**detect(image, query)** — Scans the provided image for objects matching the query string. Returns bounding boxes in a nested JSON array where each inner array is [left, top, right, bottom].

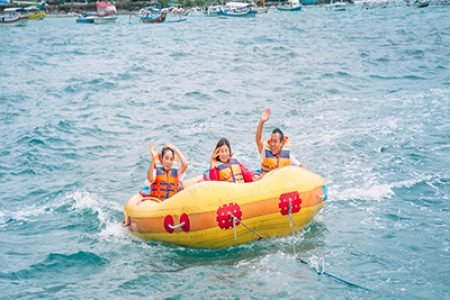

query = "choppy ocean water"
[[0, 5, 449, 299]]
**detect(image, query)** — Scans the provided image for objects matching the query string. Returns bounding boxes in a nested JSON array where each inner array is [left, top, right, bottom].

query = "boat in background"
[[94, 1, 117, 23], [277, 0, 303, 11], [406, 0, 430, 7], [24, 4, 46, 20], [204, 5, 222, 17], [300, 0, 316, 4], [252, 6, 269, 13], [136, 6, 167, 24], [76, 1, 117, 24], [165, 6, 188, 22], [93, 14, 117, 24], [0, 14, 28, 26], [126, 1, 168, 24], [76, 14, 96, 23], [186, 7, 203, 17], [218, 9, 257, 18], [1, 7, 28, 26], [218, 2, 257, 17], [328, 0, 351, 11], [250, 1, 269, 13]]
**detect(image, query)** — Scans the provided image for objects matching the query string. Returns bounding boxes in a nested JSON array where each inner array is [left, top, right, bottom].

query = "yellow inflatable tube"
[[123, 166, 327, 248]]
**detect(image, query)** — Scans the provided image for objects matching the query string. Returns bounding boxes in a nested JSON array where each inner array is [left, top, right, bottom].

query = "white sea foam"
[[0, 204, 49, 225], [334, 184, 395, 201], [69, 190, 109, 225], [236, 250, 290, 271], [0, 190, 110, 226], [98, 220, 128, 240], [331, 178, 421, 201], [308, 254, 326, 273], [65, 190, 142, 244]]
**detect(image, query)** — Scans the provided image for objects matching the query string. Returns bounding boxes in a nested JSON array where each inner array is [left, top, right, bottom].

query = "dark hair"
[[214, 138, 232, 163], [271, 128, 284, 142], [161, 147, 175, 158]]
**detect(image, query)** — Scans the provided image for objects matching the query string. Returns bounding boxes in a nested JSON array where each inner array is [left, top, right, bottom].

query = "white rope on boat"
[[229, 214, 264, 240], [167, 221, 185, 230]]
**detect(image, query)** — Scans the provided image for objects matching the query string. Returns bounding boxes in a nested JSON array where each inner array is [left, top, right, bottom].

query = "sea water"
[[0, 5, 449, 299]]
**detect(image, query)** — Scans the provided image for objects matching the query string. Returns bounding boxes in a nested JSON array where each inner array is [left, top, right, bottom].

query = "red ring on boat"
[[180, 213, 190, 232], [216, 203, 242, 230], [279, 191, 302, 216], [164, 215, 175, 233]]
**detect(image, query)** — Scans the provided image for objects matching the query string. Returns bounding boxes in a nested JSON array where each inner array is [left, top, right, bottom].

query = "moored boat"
[[249, 1, 269, 13], [129, 2, 168, 24], [0, 14, 28, 26], [410, 0, 430, 7], [204, 5, 222, 17], [218, 9, 257, 17], [165, 6, 189, 22], [253, 6, 269, 13], [277, 0, 303, 11], [93, 15, 117, 24], [139, 8, 167, 23], [76, 1, 117, 24], [94, 1, 117, 24], [24, 5, 46, 20], [217, 2, 258, 17], [76, 14, 96, 24], [328, 0, 351, 11], [1, 7, 28, 26], [123, 166, 327, 248]]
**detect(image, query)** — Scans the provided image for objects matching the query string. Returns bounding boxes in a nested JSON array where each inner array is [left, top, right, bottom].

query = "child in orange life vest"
[[208, 138, 253, 183], [143, 143, 188, 201], [254, 108, 302, 179]]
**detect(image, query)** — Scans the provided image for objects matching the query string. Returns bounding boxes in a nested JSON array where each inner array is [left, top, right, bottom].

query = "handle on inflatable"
[[141, 197, 162, 203], [167, 222, 185, 230]]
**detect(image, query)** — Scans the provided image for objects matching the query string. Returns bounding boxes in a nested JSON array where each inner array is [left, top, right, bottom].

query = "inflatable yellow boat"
[[123, 166, 327, 248]]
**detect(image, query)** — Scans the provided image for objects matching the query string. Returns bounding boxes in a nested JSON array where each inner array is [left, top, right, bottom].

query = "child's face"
[[270, 133, 283, 155], [162, 151, 174, 170], [217, 144, 231, 163]]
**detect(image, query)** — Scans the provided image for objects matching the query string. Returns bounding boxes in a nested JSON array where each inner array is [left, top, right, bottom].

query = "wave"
[[332, 178, 422, 202], [184, 90, 213, 100], [0, 204, 49, 226], [0, 190, 121, 227], [0, 251, 107, 281]]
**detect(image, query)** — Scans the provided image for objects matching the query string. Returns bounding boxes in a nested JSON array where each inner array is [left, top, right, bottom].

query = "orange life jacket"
[[216, 158, 244, 183], [261, 136, 291, 175], [150, 155, 182, 200]]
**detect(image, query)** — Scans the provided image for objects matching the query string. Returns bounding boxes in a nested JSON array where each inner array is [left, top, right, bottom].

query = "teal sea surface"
[[1, 5, 449, 299]]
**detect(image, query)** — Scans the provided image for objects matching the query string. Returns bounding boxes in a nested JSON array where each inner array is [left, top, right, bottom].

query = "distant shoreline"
[[1, 0, 334, 13]]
